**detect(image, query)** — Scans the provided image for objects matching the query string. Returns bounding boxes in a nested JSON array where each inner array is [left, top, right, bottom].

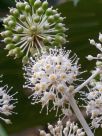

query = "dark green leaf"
[[0, 124, 8, 136]]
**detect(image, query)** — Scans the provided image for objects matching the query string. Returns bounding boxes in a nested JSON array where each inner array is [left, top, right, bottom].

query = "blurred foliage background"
[[0, 0, 102, 136]]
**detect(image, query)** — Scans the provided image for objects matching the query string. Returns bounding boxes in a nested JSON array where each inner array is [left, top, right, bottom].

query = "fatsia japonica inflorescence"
[[0, 76, 17, 124], [86, 77, 102, 129], [1, 0, 67, 63], [86, 33, 102, 129], [23, 47, 82, 116], [1, 0, 102, 136], [23, 46, 95, 136]]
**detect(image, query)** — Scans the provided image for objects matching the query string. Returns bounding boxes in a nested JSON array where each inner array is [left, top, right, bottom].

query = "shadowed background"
[[0, 0, 102, 136]]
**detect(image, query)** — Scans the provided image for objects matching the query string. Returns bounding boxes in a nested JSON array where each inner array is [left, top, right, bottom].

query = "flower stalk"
[[68, 93, 94, 136], [75, 68, 100, 93]]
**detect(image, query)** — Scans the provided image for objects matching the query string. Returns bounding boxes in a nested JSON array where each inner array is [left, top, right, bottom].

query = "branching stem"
[[68, 94, 94, 136], [75, 68, 100, 93]]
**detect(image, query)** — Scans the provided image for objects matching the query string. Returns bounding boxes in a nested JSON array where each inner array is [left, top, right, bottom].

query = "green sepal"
[[42, 1, 48, 10], [4, 37, 12, 44], [22, 56, 29, 64], [5, 44, 15, 50], [34, 0, 42, 9]]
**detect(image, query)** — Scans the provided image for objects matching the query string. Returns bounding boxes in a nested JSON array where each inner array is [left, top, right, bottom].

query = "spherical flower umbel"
[[40, 120, 85, 136], [1, 0, 67, 63], [23, 47, 82, 115], [0, 81, 17, 124], [86, 77, 102, 129]]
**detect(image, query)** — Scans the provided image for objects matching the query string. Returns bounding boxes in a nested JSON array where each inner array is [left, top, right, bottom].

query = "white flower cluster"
[[86, 77, 102, 129], [0, 83, 17, 124], [23, 47, 81, 115], [87, 33, 102, 64], [85, 33, 102, 129], [40, 120, 85, 136], [1, 0, 67, 63]]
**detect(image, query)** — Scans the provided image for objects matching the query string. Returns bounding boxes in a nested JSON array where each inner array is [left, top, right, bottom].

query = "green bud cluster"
[[1, 0, 67, 63]]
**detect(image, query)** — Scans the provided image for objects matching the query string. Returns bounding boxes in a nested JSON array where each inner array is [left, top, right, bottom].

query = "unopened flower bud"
[[16, 2, 25, 10], [16, 26, 23, 33], [42, 1, 48, 10], [12, 9, 19, 17], [5, 44, 15, 50], [22, 56, 29, 64], [99, 33, 102, 42], [34, 0, 41, 9], [87, 55, 94, 61], [4, 37, 12, 44], [89, 39, 96, 45], [19, 15, 26, 21], [25, 5, 31, 12], [8, 20, 16, 27], [13, 35, 20, 42], [48, 16, 55, 23], [46, 8, 53, 16]]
